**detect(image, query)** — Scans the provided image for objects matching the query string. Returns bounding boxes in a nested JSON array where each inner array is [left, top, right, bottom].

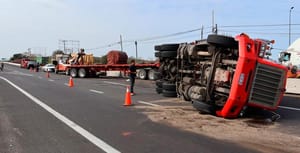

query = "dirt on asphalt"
[[134, 98, 300, 153]]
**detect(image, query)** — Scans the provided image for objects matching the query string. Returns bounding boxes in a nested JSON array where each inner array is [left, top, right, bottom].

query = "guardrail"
[[286, 78, 300, 94], [3, 62, 20, 67]]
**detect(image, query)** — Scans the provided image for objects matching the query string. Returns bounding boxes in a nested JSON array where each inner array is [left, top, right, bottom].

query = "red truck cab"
[[216, 34, 287, 118]]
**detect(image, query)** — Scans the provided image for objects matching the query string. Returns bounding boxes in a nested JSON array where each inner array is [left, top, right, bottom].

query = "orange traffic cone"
[[46, 71, 50, 78], [69, 76, 74, 87], [123, 86, 132, 106]]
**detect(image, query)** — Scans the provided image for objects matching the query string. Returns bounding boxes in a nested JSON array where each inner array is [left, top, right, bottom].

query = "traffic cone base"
[[123, 86, 133, 106], [69, 77, 74, 87]]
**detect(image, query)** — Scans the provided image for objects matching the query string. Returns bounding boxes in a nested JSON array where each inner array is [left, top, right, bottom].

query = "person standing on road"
[[129, 59, 137, 96], [36, 62, 40, 72], [0, 62, 4, 71]]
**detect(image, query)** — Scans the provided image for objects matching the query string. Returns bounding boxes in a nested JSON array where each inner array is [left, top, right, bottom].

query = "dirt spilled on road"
[[135, 99, 300, 153]]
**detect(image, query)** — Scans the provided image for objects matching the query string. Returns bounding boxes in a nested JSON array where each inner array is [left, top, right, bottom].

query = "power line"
[[220, 23, 300, 28], [219, 30, 300, 35], [86, 23, 300, 51], [86, 27, 211, 50]]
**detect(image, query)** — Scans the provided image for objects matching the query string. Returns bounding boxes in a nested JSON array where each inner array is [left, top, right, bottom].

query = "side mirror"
[[291, 66, 298, 74], [280, 52, 291, 62]]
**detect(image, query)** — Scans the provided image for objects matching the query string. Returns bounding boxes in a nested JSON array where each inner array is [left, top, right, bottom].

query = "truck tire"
[[155, 80, 163, 88], [162, 90, 177, 97], [154, 52, 161, 57], [162, 83, 176, 91], [161, 51, 177, 58], [138, 69, 148, 80], [153, 72, 161, 80], [65, 69, 70, 75], [70, 68, 78, 78], [148, 69, 157, 80], [156, 87, 163, 94], [154, 45, 161, 51], [207, 34, 238, 48], [192, 100, 215, 114], [158, 44, 180, 51], [183, 85, 192, 101], [78, 68, 87, 78]]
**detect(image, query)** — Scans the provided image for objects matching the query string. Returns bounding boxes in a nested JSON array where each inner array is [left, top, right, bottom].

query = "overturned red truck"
[[154, 34, 287, 118]]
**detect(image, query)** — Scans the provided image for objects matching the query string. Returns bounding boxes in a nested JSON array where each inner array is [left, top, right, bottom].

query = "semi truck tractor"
[[154, 33, 287, 118], [279, 38, 300, 78], [20, 58, 36, 69]]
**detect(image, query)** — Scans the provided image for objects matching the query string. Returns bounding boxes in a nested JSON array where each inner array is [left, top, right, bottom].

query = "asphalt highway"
[[0, 64, 299, 153]]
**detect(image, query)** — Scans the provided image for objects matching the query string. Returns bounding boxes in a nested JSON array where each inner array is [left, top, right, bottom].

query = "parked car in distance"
[[42, 64, 55, 72]]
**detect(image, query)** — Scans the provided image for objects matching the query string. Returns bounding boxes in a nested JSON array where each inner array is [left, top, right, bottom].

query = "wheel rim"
[[148, 70, 155, 80], [139, 69, 147, 80], [70, 69, 77, 78], [78, 68, 86, 78]]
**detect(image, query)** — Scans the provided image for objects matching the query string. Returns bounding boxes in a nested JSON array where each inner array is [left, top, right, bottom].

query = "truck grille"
[[248, 63, 285, 108]]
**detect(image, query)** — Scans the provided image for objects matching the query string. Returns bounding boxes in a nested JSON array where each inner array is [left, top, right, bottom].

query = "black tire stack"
[[154, 44, 179, 97]]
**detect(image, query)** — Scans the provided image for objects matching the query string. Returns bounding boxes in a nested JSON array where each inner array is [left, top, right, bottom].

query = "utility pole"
[[212, 10, 214, 33], [120, 35, 123, 51], [135, 41, 138, 59], [201, 25, 204, 39], [63, 40, 66, 53], [289, 6, 294, 45]]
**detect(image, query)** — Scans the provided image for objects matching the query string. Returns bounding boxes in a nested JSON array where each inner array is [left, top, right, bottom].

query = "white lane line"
[[48, 79, 54, 82], [138, 101, 160, 107], [279, 106, 300, 111], [90, 89, 104, 94], [0, 76, 121, 153], [103, 81, 127, 87], [4, 71, 33, 77]]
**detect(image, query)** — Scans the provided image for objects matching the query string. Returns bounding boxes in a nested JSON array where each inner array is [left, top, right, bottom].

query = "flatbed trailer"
[[55, 63, 160, 80]]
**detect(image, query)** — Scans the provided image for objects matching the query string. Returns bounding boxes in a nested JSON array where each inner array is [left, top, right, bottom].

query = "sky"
[[0, 0, 299, 60]]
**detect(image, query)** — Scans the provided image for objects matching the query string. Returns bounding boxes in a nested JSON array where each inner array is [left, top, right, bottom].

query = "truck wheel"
[[78, 68, 87, 78], [155, 80, 163, 88], [207, 34, 238, 48], [70, 68, 78, 78], [192, 100, 215, 114], [156, 87, 163, 94], [55, 68, 59, 74], [161, 51, 177, 58], [162, 83, 176, 91], [154, 45, 161, 51], [154, 52, 161, 57], [183, 85, 192, 101], [153, 72, 161, 80], [138, 69, 148, 80], [162, 90, 177, 97], [159, 44, 180, 51], [65, 69, 70, 75], [148, 69, 157, 80]]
